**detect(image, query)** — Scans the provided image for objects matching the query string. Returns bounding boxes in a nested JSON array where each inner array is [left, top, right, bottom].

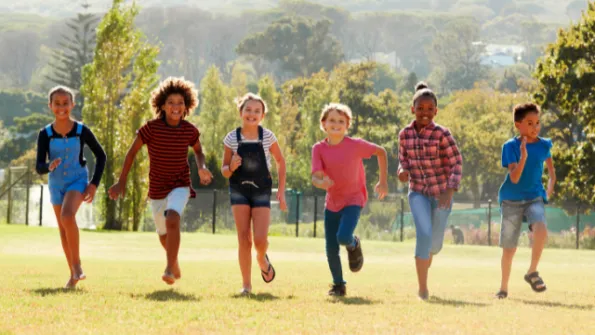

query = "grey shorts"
[[500, 197, 546, 249]]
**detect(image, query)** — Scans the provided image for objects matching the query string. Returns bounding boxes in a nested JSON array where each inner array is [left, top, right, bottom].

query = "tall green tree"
[[533, 2, 595, 207], [81, 0, 159, 230], [46, 3, 99, 120]]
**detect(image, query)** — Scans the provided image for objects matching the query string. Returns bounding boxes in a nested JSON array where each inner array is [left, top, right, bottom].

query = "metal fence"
[[2, 167, 594, 250]]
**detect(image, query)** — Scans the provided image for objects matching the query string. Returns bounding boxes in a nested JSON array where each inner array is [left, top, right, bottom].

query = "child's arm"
[[397, 133, 410, 182], [108, 135, 143, 200], [439, 130, 463, 208], [82, 126, 107, 203], [35, 130, 53, 175], [270, 142, 287, 210], [546, 157, 556, 199], [373, 145, 388, 199], [221, 146, 241, 179], [312, 171, 333, 190], [508, 137, 528, 184], [192, 139, 213, 185]]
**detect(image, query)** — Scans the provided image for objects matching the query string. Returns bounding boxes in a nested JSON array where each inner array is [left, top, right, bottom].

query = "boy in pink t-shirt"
[[311, 103, 388, 297]]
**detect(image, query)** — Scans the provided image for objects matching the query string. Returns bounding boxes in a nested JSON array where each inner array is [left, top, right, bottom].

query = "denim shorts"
[[229, 183, 271, 208], [500, 197, 546, 248], [48, 169, 88, 205]]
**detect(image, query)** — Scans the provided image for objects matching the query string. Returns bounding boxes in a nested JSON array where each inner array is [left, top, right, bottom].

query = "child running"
[[221, 93, 287, 296], [311, 103, 388, 297], [108, 77, 213, 285], [35, 85, 106, 289], [495, 103, 556, 299], [397, 82, 463, 301]]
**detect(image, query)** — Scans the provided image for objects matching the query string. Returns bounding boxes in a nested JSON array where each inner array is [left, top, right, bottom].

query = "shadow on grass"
[[231, 292, 280, 301], [329, 296, 380, 305], [30, 287, 84, 297], [143, 289, 199, 302], [427, 296, 489, 307], [512, 299, 593, 310]]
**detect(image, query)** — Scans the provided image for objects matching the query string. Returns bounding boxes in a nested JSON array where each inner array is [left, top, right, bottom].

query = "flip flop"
[[261, 254, 276, 284]]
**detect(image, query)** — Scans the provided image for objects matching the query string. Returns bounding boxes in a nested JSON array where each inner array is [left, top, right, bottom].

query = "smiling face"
[[411, 96, 437, 128], [240, 99, 265, 127], [48, 92, 74, 121], [322, 109, 349, 136], [515, 112, 541, 140], [162, 93, 186, 123]]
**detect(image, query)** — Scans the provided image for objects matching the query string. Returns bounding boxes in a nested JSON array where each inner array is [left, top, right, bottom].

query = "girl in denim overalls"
[[35, 86, 106, 289], [221, 93, 287, 295]]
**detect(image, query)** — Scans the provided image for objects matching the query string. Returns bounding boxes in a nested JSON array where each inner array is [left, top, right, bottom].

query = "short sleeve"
[[223, 131, 235, 150], [137, 122, 151, 145], [189, 125, 200, 147], [266, 129, 278, 144], [501, 141, 518, 168], [544, 138, 553, 159], [311, 143, 323, 174], [354, 138, 378, 159]]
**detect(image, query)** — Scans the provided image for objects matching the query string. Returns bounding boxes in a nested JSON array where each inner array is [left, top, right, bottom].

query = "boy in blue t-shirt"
[[495, 103, 556, 299]]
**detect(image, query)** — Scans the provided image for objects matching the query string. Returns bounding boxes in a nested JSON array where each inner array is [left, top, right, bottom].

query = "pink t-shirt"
[[311, 136, 377, 212]]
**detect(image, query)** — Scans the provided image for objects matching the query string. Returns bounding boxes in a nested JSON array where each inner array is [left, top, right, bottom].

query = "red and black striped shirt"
[[138, 118, 199, 200]]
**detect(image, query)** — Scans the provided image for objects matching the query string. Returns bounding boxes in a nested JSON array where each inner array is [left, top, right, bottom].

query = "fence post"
[[576, 203, 580, 250], [313, 195, 317, 238], [25, 167, 31, 226], [487, 199, 492, 246], [6, 168, 11, 224], [400, 197, 405, 242], [212, 189, 217, 234], [39, 184, 43, 226], [295, 191, 301, 238]]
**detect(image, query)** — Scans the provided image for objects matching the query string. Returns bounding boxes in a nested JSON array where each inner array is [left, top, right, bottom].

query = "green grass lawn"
[[1, 224, 594, 335]]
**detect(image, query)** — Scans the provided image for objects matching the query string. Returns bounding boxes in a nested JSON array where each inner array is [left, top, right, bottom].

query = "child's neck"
[[327, 134, 345, 146], [241, 124, 259, 137], [164, 117, 181, 127], [53, 118, 74, 133], [519, 135, 539, 143]]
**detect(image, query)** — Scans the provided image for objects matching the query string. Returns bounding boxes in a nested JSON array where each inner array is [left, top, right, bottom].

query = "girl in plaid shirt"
[[397, 82, 463, 300]]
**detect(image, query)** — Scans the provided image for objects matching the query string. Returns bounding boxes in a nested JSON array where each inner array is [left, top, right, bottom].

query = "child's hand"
[[83, 184, 97, 203], [438, 189, 454, 209], [277, 190, 287, 211], [547, 180, 555, 199], [375, 181, 388, 200], [230, 153, 242, 172], [49, 158, 62, 172], [398, 168, 409, 183], [198, 168, 213, 185], [320, 176, 334, 190], [108, 181, 126, 200], [520, 136, 528, 160]]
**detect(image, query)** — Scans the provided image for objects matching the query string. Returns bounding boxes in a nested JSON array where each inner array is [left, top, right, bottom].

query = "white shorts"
[[150, 187, 190, 236]]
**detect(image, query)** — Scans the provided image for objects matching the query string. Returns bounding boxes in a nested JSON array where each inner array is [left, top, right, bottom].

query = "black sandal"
[[524, 272, 546, 292], [495, 290, 508, 299], [261, 254, 276, 284]]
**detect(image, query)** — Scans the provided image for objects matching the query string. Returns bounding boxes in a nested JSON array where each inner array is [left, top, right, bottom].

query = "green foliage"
[[81, 0, 159, 231], [0, 90, 47, 126]]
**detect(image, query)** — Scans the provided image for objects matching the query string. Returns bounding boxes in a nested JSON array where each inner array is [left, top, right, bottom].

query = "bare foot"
[[173, 261, 181, 280], [72, 264, 86, 281], [162, 270, 175, 285], [64, 277, 77, 289]]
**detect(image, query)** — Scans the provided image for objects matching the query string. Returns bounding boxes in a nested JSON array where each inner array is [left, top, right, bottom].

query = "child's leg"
[[158, 235, 181, 279], [498, 200, 524, 293], [324, 209, 344, 285], [164, 210, 181, 274], [252, 207, 272, 280], [61, 190, 85, 278], [52, 205, 75, 284], [408, 192, 433, 297], [526, 199, 547, 289], [335, 206, 361, 247], [232, 205, 253, 290], [429, 206, 452, 257]]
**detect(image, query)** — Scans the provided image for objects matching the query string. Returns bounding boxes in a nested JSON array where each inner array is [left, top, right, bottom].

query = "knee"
[[165, 210, 180, 230], [430, 244, 443, 256], [336, 231, 353, 246], [237, 232, 252, 249], [502, 247, 517, 258], [532, 223, 547, 235], [60, 209, 76, 224], [253, 236, 268, 251]]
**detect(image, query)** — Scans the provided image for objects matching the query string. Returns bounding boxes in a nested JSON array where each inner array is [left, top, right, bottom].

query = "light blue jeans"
[[409, 192, 452, 260]]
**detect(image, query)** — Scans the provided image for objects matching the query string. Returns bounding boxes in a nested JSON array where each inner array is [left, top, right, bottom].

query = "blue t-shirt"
[[498, 137, 552, 204]]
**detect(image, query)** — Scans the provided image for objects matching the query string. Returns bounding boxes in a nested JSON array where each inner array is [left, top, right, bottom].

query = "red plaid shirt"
[[398, 121, 463, 197]]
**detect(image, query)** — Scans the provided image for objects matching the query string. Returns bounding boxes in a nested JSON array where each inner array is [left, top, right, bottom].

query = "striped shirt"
[[223, 127, 277, 169], [398, 121, 463, 197], [137, 118, 199, 200]]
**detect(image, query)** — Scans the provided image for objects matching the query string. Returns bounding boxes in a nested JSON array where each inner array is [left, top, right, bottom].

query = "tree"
[[533, 2, 595, 207], [441, 88, 525, 207], [0, 31, 41, 87], [0, 113, 53, 168], [236, 16, 344, 79], [80, 0, 159, 231], [427, 19, 487, 93], [45, 3, 99, 120]]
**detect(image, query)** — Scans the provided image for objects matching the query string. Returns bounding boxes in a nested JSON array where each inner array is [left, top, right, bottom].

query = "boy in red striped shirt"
[[109, 77, 213, 285]]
